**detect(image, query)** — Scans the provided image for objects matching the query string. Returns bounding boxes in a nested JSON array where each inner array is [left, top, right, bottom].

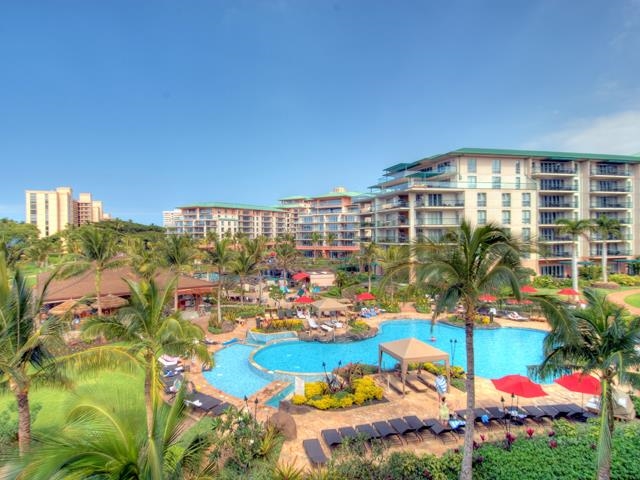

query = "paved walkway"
[[606, 288, 640, 315]]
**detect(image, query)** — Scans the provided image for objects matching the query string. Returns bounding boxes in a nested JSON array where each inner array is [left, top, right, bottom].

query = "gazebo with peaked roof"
[[378, 338, 450, 395]]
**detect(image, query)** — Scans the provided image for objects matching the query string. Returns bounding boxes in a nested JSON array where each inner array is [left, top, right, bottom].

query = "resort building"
[[25, 187, 109, 237], [369, 148, 640, 277], [167, 202, 291, 240], [280, 187, 362, 259]]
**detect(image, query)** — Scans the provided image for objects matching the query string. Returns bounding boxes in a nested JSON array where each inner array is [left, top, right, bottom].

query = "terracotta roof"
[[38, 266, 215, 304]]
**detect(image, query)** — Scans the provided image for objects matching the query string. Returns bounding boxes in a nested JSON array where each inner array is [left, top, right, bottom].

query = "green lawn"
[[624, 293, 640, 308]]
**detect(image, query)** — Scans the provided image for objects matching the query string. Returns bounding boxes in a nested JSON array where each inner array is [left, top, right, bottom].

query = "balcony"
[[545, 251, 573, 258], [590, 184, 631, 193], [415, 200, 465, 208], [539, 200, 577, 209], [415, 216, 461, 226], [590, 248, 631, 257], [539, 235, 573, 242], [590, 201, 631, 209], [539, 182, 577, 191], [590, 166, 630, 177], [539, 217, 571, 225], [378, 200, 410, 211], [531, 164, 577, 175]]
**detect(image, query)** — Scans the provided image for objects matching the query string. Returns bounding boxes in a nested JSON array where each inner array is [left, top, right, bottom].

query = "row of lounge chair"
[[304, 415, 462, 467], [304, 403, 595, 467], [162, 375, 231, 418]]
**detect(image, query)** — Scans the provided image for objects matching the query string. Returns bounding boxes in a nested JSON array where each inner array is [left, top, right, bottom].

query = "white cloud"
[[524, 110, 640, 155]]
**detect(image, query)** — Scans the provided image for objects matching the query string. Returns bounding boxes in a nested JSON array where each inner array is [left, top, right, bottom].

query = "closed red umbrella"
[[558, 288, 580, 296], [555, 373, 601, 395], [491, 374, 547, 398], [478, 294, 497, 302], [355, 292, 376, 301], [292, 272, 310, 281], [520, 285, 538, 294], [294, 295, 314, 304]]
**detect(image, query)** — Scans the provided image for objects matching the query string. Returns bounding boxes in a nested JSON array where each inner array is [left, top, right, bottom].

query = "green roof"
[[278, 195, 310, 201], [177, 201, 285, 213], [313, 190, 362, 199], [384, 163, 409, 173], [450, 147, 640, 163]]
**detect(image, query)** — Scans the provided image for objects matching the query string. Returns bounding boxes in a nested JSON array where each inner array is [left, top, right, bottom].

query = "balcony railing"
[[590, 249, 631, 257], [546, 251, 573, 258], [590, 201, 631, 209], [415, 200, 465, 208], [590, 185, 631, 193], [539, 183, 578, 191], [378, 200, 410, 210], [590, 167, 630, 176], [532, 164, 577, 175], [539, 201, 577, 208], [539, 217, 571, 224], [415, 217, 461, 226]]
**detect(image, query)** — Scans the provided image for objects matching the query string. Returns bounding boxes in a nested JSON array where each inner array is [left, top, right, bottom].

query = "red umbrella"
[[520, 285, 538, 294], [292, 272, 310, 281], [558, 288, 580, 296], [478, 294, 497, 302], [555, 373, 601, 395], [355, 292, 376, 301], [491, 374, 547, 398], [294, 296, 314, 304]]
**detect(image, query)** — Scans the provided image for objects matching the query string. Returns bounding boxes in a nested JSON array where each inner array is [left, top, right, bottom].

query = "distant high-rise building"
[[162, 209, 182, 231], [25, 187, 108, 237]]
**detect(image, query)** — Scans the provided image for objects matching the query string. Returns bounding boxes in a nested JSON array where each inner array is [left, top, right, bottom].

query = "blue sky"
[[1, 0, 639, 224]]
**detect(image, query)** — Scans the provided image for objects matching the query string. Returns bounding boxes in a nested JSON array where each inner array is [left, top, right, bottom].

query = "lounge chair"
[[308, 318, 319, 329], [303, 438, 329, 467], [403, 415, 431, 435], [484, 406, 508, 424], [184, 392, 223, 415], [548, 403, 583, 419], [321, 428, 343, 448], [388, 417, 422, 442], [320, 324, 334, 332], [337, 426, 361, 444], [355, 423, 381, 442], [372, 420, 403, 446], [521, 405, 555, 423], [210, 402, 231, 417], [425, 419, 457, 443]]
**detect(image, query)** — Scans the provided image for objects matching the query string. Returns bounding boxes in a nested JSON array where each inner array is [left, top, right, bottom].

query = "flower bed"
[[292, 376, 384, 410]]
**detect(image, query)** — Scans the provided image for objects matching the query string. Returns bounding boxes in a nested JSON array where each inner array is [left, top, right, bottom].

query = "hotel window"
[[515, 161, 521, 174], [478, 210, 486, 225], [477, 192, 487, 207], [522, 227, 531, 241], [522, 210, 531, 224], [468, 176, 477, 188], [467, 158, 477, 173], [502, 193, 511, 207], [522, 192, 531, 207], [492, 176, 501, 189], [492, 159, 501, 173], [515, 177, 521, 189], [502, 210, 511, 225]]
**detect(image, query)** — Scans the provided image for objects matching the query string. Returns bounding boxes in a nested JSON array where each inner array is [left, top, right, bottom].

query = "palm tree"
[[324, 232, 337, 259], [204, 237, 235, 327], [377, 245, 409, 299], [162, 235, 197, 310], [25, 236, 60, 269], [10, 387, 216, 479], [532, 289, 640, 480], [81, 277, 210, 436], [310, 232, 322, 261], [591, 215, 622, 284], [274, 235, 300, 282], [389, 221, 522, 480], [123, 235, 162, 281], [65, 225, 122, 316], [231, 247, 259, 305], [0, 253, 68, 455], [243, 237, 267, 304], [556, 218, 593, 293], [359, 242, 379, 292]]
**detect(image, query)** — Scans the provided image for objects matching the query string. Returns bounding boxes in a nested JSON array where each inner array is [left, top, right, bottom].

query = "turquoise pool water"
[[253, 320, 547, 379], [202, 344, 271, 398]]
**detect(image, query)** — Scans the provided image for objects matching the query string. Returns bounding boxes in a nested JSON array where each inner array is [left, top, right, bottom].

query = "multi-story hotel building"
[[369, 148, 640, 276], [166, 202, 291, 240], [25, 187, 108, 237], [280, 187, 362, 259]]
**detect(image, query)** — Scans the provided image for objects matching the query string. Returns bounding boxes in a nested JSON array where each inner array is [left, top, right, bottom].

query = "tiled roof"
[[178, 201, 285, 212]]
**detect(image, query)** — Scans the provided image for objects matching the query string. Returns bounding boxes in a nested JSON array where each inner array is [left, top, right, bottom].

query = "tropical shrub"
[[349, 320, 370, 334], [414, 296, 431, 313], [532, 275, 560, 288], [299, 376, 383, 410], [379, 299, 401, 313], [610, 273, 640, 286], [256, 319, 304, 333]]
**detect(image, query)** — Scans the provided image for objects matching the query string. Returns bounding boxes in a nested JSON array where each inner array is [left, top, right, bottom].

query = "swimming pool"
[[252, 320, 547, 379], [202, 344, 271, 399]]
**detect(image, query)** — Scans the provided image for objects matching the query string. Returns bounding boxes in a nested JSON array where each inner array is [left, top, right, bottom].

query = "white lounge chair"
[[308, 318, 319, 329], [321, 324, 333, 332]]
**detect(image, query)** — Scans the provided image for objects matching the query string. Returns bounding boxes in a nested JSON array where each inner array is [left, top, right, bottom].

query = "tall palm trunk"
[[239, 274, 245, 305], [571, 241, 579, 293], [597, 377, 615, 480], [601, 241, 609, 283], [14, 384, 31, 456], [144, 353, 156, 439], [95, 268, 103, 316], [460, 302, 476, 480], [217, 267, 223, 326]]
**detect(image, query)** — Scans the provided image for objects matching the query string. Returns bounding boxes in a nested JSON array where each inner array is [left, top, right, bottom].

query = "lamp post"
[[254, 397, 259, 419], [449, 339, 457, 364], [243, 395, 249, 412]]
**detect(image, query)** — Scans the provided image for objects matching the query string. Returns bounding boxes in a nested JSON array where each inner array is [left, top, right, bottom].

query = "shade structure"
[[49, 299, 92, 316], [520, 285, 538, 293], [355, 292, 376, 301], [378, 338, 450, 396], [506, 298, 533, 305], [555, 373, 601, 395], [491, 374, 547, 398], [312, 297, 349, 313], [294, 295, 314, 304], [91, 294, 128, 310], [292, 272, 310, 281], [478, 294, 497, 302], [558, 288, 580, 296]]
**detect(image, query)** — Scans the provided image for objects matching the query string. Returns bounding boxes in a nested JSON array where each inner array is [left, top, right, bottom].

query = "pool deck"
[[185, 304, 592, 470]]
